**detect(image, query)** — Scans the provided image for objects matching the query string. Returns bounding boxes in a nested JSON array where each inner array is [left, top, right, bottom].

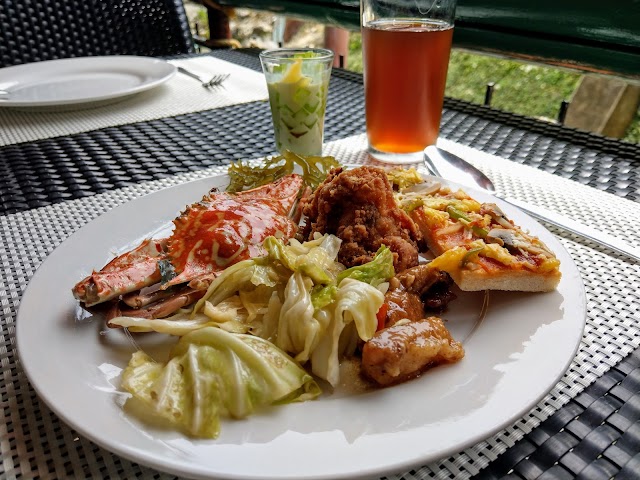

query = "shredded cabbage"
[[264, 234, 343, 284], [310, 278, 384, 385], [276, 272, 326, 363], [112, 311, 247, 336]]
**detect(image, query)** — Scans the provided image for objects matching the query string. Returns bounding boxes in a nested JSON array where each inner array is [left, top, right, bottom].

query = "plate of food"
[[17, 154, 586, 480]]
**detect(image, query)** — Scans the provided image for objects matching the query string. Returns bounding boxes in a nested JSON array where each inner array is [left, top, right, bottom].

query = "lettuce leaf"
[[309, 245, 394, 311], [191, 257, 283, 316], [337, 245, 395, 286], [121, 327, 321, 438], [264, 234, 342, 285]]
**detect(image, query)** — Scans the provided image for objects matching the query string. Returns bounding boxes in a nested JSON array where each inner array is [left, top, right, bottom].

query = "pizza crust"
[[448, 266, 561, 292]]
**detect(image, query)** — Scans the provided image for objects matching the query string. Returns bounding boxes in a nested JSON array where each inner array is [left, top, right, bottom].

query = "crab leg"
[[72, 238, 167, 306], [106, 287, 207, 325]]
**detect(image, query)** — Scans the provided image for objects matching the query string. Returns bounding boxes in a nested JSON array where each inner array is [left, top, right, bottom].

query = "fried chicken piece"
[[361, 316, 464, 386], [302, 166, 420, 271]]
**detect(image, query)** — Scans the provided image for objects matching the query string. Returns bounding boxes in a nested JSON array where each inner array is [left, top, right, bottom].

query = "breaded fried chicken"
[[301, 166, 421, 272]]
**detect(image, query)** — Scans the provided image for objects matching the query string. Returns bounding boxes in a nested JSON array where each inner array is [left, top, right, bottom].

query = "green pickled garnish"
[[226, 151, 339, 193]]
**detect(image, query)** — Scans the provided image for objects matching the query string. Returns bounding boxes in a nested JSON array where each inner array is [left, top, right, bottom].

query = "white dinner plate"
[[17, 174, 586, 480], [0, 56, 176, 107]]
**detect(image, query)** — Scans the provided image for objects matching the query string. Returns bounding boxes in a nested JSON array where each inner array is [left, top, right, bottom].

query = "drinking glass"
[[362, 0, 456, 163], [259, 48, 334, 156]]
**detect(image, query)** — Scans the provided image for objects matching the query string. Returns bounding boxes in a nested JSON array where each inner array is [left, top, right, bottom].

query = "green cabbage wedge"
[[121, 326, 321, 438]]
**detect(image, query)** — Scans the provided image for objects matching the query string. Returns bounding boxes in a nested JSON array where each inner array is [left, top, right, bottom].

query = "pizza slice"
[[397, 182, 561, 292]]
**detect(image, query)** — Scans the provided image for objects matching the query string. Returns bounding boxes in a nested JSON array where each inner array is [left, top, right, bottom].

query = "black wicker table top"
[[1, 49, 639, 215], [1, 49, 640, 480]]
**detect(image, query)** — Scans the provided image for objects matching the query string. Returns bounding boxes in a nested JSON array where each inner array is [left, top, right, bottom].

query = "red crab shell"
[[72, 174, 304, 309], [164, 174, 304, 287]]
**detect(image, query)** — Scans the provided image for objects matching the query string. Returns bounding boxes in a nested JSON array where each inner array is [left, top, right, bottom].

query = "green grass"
[[347, 32, 640, 142]]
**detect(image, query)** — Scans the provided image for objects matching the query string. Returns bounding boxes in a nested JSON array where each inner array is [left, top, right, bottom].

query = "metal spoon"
[[423, 146, 640, 262]]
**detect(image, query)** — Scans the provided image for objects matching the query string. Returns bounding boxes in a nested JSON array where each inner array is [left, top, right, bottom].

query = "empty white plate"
[[0, 56, 176, 107]]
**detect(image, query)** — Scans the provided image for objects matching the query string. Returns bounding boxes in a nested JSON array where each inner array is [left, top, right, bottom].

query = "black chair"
[[0, 0, 195, 68]]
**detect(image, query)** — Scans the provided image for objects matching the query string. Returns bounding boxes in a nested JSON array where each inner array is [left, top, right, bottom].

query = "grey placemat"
[[1, 135, 639, 479]]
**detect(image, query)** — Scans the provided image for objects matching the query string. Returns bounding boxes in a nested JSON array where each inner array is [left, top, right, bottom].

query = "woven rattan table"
[[1, 49, 639, 480]]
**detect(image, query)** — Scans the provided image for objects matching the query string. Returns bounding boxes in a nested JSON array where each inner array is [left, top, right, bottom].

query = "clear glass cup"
[[362, 0, 457, 163], [259, 48, 334, 156]]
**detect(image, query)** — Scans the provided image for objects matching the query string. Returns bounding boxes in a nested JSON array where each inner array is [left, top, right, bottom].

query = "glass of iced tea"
[[362, 0, 456, 163]]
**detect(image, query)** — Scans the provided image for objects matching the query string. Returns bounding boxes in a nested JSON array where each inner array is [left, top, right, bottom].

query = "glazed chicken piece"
[[301, 166, 421, 272], [362, 317, 464, 386], [386, 264, 457, 326], [362, 263, 463, 386], [72, 174, 303, 319]]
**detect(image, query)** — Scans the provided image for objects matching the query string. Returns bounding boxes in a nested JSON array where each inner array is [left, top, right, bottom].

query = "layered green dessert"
[[266, 55, 331, 156]]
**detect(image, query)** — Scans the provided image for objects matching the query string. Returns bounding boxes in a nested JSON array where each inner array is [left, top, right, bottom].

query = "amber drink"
[[362, 0, 456, 163]]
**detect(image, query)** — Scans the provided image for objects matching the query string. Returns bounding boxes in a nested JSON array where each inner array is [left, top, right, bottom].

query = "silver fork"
[[177, 67, 229, 88], [206, 73, 230, 88]]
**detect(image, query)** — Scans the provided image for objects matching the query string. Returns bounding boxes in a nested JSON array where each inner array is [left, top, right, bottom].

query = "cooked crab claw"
[[72, 238, 167, 307]]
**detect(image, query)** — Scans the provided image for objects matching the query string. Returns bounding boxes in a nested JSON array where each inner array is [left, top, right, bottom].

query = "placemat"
[[1, 135, 639, 479], [0, 56, 268, 147]]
